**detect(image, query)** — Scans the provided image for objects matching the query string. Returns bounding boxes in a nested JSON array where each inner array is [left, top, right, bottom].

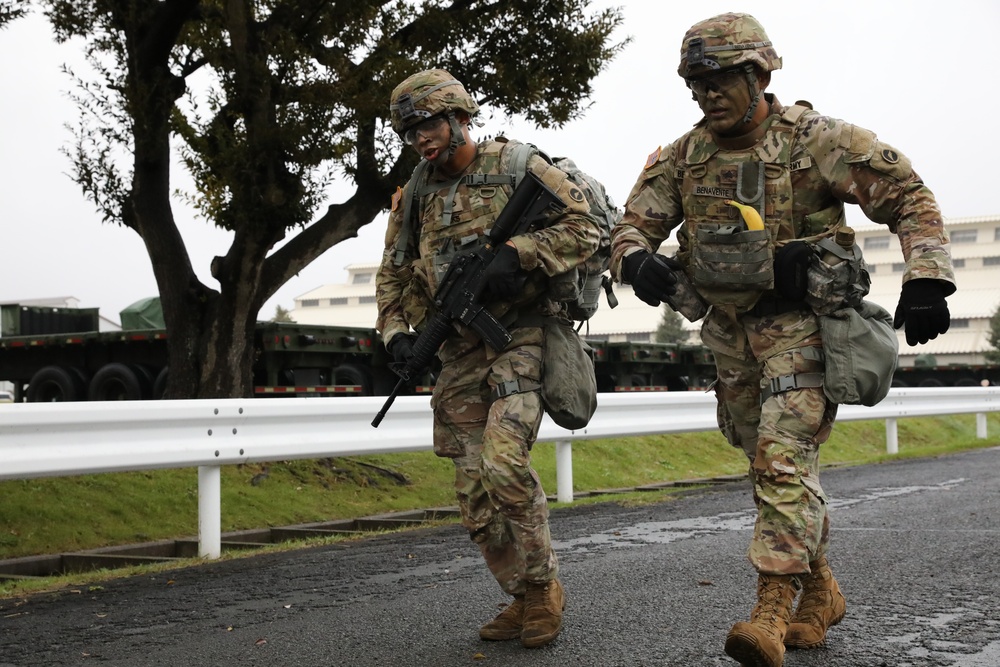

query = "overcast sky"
[[1, 1, 996, 323]]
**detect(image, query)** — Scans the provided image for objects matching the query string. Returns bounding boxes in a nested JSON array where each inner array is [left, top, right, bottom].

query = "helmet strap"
[[740, 64, 761, 124], [445, 111, 467, 159]]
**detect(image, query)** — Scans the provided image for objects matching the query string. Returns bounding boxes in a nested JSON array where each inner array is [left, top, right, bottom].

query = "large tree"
[[40, 0, 624, 398]]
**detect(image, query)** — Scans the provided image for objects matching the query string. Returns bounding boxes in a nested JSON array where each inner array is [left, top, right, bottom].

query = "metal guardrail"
[[2, 387, 998, 558]]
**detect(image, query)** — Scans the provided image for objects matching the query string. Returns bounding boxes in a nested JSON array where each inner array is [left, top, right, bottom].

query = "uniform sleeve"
[[506, 154, 601, 276], [375, 188, 413, 345], [609, 142, 686, 282], [804, 116, 956, 295]]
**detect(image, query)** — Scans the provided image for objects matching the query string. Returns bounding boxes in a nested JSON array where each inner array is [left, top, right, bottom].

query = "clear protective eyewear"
[[403, 114, 449, 146], [685, 68, 747, 97]]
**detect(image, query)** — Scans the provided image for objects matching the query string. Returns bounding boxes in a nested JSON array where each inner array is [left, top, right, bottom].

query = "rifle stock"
[[372, 171, 564, 427]]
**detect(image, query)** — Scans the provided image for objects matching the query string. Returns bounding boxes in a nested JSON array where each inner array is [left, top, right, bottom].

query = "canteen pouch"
[[541, 319, 598, 430], [820, 299, 897, 406]]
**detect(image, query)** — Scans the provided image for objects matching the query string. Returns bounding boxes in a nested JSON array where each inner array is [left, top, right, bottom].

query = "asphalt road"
[[2, 446, 999, 667]]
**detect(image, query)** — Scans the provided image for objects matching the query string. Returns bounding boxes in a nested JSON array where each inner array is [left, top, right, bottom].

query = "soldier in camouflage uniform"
[[609, 13, 955, 667], [376, 69, 600, 649]]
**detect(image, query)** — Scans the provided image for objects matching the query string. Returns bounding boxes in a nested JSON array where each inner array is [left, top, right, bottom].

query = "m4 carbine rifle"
[[372, 171, 566, 427]]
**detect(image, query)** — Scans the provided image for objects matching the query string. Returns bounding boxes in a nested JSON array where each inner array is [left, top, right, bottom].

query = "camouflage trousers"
[[431, 326, 558, 596], [706, 308, 838, 576]]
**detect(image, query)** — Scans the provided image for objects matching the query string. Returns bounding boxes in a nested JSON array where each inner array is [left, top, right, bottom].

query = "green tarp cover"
[[119, 297, 165, 330]]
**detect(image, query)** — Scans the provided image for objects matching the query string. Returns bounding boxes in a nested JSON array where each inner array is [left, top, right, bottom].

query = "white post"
[[885, 418, 898, 455], [977, 412, 988, 439], [198, 465, 222, 559], [555, 440, 574, 504]]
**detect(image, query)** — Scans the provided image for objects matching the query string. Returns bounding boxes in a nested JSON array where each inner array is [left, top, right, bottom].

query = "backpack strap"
[[393, 159, 431, 267]]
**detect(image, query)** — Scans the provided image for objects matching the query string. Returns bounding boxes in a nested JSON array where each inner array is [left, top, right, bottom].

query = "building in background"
[[290, 215, 999, 369]]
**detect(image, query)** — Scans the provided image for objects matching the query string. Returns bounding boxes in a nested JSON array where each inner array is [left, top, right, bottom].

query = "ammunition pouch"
[[691, 224, 773, 310]]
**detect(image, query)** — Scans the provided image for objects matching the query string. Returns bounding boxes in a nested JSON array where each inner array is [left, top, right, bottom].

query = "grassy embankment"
[[1, 412, 997, 596]]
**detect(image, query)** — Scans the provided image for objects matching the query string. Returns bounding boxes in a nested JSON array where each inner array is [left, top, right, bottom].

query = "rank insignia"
[[644, 147, 662, 170], [390, 186, 403, 212]]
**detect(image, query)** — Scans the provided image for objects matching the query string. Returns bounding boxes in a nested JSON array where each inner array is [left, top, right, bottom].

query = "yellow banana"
[[724, 200, 765, 231]]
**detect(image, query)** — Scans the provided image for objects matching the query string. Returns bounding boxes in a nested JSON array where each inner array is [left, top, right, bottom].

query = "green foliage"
[[655, 306, 686, 344], [0, 0, 27, 28], [271, 304, 294, 322]]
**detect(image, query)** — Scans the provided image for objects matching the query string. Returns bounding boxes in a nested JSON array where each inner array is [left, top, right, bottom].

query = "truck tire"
[[26, 366, 85, 402], [153, 367, 169, 399], [332, 363, 373, 396], [918, 377, 945, 388], [88, 363, 146, 401]]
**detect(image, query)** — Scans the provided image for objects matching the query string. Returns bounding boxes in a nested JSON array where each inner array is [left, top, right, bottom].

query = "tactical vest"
[[675, 104, 842, 315], [399, 140, 516, 293]]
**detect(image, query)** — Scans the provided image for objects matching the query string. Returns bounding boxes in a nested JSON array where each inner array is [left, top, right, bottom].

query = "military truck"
[[0, 300, 716, 402]]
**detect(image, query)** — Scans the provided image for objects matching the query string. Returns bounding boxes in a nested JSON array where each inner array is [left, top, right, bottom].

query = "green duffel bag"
[[820, 299, 898, 406]]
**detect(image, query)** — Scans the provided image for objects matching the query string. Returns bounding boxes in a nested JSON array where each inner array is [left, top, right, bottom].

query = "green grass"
[[1, 413, 997, 597]]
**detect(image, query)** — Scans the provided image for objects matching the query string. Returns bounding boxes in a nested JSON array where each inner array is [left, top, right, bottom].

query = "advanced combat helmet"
[[678, 13, 781, 126], [677, 13, 782, 79], [389, 69, 479, 135]]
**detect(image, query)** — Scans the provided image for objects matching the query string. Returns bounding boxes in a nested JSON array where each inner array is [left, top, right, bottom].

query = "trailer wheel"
[[153, 367, 169, 399], [26, 366, 85, 402], [918, 378, 945, 388], [954, 378, 978, 387], [333, 363, 374, 395], [88, 363, 145, 401], [891, 377, 909, 388]]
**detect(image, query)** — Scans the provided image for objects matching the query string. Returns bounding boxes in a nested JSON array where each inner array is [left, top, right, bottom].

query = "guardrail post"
[[885, 418, 898, 455], [555, 440, 573, 504], [198, 465, 222, 559], [977, 413, 988, 439]]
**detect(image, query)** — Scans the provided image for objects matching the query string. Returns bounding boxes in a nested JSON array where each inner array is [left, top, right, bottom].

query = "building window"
[[352, 272, 373, 284], [358, 296, 377, 304], [953, 258, 965, 269], [984, 256, 1000, 266], [864, 236, 891, 250], [328, 297, 348, 306], [950, 318, 969, 328], [301, 299, 319, 307], [892, 263, 906, 273], [951, 229, 977, 244], [995, 227, 1000, 241], [868, 264, 877, 274], [626, 332, 650, 342]]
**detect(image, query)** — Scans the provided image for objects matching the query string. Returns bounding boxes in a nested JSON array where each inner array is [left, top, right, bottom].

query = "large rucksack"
[[393, 140, 618, 322], [505, 142, 619, 322]]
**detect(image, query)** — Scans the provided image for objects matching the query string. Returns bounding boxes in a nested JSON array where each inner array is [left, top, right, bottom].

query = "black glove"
[[386, 333, 418, 366], [893, 279, 950, 346], [484, 244, 524, 299], [773, 241, 814, 301], [622, 251, 680, 307]]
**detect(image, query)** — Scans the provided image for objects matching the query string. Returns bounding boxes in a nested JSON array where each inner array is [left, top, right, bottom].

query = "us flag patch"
[[644, 147, 662, 170]]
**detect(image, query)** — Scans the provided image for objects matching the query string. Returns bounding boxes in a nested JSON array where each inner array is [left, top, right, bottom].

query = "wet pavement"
[[1, 445, 999, 666]]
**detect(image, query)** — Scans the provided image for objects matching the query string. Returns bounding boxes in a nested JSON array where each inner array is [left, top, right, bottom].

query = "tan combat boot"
[[724, 574, 799, 667], [784, 556, 846, 649], [479, 597, 524, 641], [520, 579, 565, 648]]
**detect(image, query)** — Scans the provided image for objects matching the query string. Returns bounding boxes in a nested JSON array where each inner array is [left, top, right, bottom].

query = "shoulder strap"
[[393, 160, 431, 267]]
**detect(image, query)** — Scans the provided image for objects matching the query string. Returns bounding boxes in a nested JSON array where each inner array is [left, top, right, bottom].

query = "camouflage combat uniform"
[[376, 139, 599, 595], [610, 95, 956, 575]]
